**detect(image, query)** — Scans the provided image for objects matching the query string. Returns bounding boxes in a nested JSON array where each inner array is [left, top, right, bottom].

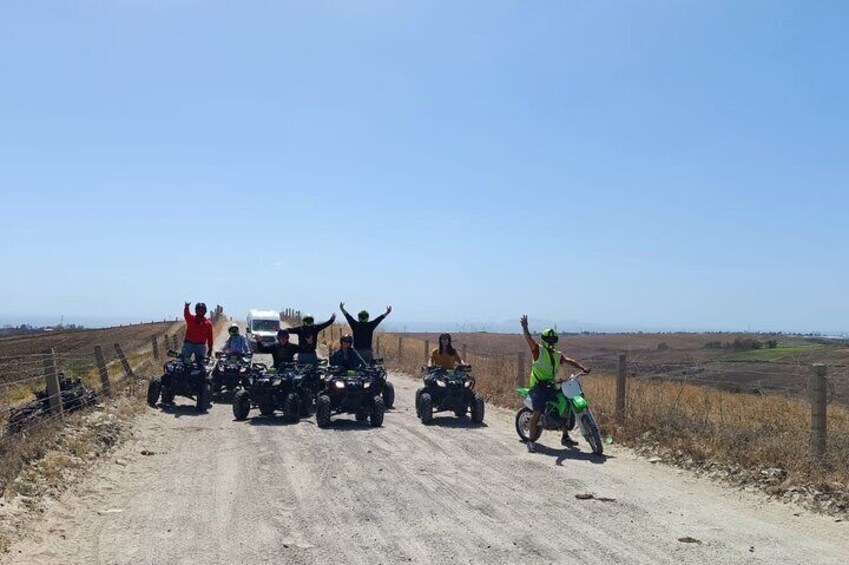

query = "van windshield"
[[251, 320, 280, 333]]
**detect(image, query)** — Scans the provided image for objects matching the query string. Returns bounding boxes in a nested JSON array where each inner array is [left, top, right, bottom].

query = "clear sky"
[[1, 1, 847, 333]]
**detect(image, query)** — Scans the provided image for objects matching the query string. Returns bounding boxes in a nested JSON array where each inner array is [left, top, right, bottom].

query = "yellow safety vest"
[[529, 346, 562, 387]]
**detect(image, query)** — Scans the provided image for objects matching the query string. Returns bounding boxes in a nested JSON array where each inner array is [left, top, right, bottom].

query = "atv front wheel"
[[232, 389, 251, 421], [259, 400, 276, 417], [316, 395, 332, 428], [370, 395, 385, 427], [382, 382, 395, 409], [285, 393, 300, 423], [515, 407, 541, 442], [471, 394, 485, 424], [415, 388, 425, 417], [147, 377, 162, 407], [160, 387, 175, 405], [196, 382, 212, 413], [419, 392, 433, 425]]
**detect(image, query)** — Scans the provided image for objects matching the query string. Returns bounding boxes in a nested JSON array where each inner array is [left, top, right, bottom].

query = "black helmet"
[[302, 315, 315, 326], [340, 334, 353, 344], [277, 329, 290, 338], [195, 302, 207, 312]]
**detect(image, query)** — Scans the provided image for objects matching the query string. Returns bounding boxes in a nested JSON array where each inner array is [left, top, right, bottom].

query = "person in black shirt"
[[287, 313, 336, 365], [339, 302, 391, 363], [254, 329, 301, 370], [329, 335, 365, 371]]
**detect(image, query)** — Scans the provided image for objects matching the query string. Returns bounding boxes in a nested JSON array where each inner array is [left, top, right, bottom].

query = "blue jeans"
[[182, 341, 207, 364]]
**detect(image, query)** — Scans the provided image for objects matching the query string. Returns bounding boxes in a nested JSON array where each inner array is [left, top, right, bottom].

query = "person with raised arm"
[[520, 315, 590, 453], [287, 313, 336, 365], [339, 302, 391, 363], [182, 302, 214, 364]]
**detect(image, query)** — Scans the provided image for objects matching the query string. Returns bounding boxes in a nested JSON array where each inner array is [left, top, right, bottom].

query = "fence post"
[[810, 364, 827, 460], [616, 353, 627, 423], [94, 345, 111, 396], [375, 336, 380, 356], [517, 352, 526, 387], [42, 348, 64, 421], [398, 336, 403, 364], [424, 340, 430, 364], [114, 343, 134, 380], [151, 335, 160, 361], [462, 344, 468, 362]]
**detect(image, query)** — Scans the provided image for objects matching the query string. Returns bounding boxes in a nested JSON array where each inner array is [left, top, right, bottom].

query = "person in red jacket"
[[182, 302, 214, 363]]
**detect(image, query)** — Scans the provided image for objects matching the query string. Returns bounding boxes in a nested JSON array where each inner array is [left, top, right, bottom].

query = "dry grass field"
[[342, 328, 849, 514]]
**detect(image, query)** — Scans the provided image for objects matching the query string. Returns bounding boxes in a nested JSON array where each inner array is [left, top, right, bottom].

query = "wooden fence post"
[[114, 343, 134, 380], [398, 336, 403, 363], [94, 345, 111, 396], [517, 352, 526, 387], [42, 348, 64, 421], [462, 344, 468, 362], [810, 364, 827, 460], [424, 340, 430, 364], [375, 336, 380, 356], [616, 353, 627, 423], [151, 335, 160, 361]]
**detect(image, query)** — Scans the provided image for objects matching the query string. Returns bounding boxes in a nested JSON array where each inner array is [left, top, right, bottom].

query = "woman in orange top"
[[429, 333, 464, 370]]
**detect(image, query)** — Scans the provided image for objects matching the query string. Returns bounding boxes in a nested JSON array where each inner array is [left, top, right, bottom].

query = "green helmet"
[[302, 315, 315, 326], [541, 328, 559, 347], [358, 310, 369, 322]]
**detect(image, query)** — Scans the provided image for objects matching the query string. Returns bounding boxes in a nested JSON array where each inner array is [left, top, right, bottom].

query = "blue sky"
[[1, 1, 847, 333]]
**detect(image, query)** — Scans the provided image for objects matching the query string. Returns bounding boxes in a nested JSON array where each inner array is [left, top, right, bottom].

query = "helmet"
[[276, 329, 290, 338], [541, 328, 559, 347], [228, 323, 239, 335], [302, 315, 315, 326], [340, 334, 353, 344], [195, 302, 207, 312], [439, 333, 452, 341], [358, 310, 370, 322]]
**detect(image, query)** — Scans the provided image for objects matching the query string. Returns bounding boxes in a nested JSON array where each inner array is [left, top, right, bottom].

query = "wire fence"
[[312, 324, 849, 477]]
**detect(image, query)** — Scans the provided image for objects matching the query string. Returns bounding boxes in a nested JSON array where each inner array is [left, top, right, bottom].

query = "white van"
[[246, 309, 281, 352]]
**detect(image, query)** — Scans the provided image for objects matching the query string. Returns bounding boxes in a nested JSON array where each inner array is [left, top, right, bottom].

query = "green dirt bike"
[[515, 371, 604, 455]]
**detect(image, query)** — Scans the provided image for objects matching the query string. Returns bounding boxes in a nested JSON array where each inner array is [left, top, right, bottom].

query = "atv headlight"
[[464, 380, 471, 388], [363, 381, 371, 389], [437, 380, 447, 387], [334, 381, 345, 389]]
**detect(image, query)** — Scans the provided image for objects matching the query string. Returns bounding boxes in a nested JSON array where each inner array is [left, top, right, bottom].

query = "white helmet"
[[228, 323, 239, 334]]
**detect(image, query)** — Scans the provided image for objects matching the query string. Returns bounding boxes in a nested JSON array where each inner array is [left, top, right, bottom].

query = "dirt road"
[[4, 336, 849, 564]]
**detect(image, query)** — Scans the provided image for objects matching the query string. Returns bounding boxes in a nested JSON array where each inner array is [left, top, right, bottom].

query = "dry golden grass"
[[374, 331, 849, 495]]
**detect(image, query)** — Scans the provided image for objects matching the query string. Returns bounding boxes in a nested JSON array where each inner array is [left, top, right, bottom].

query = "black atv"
[[231, 362, 321, 422], [315, 365, 384, 428], [147, 350, 212, 413], [415, 365, 485, 425], [6, 373, 97, 434], [211, 351, 253, 400]]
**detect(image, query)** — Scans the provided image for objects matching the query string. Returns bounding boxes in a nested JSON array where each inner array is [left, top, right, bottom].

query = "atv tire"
[[196, 382, 212, 413], [419, 392, 433, 425], [471, 394, 485, 424], [316, 394, 332, 428], [382, 381, 395, 409], [147, 377, 162, 407], [370, 395, 385, 427], [415, 388, 425, 417], [160, 387, 175, 405], [285, 393, 300, 423], [259, 400, 276, 416], [232, 389, 251, 421]]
